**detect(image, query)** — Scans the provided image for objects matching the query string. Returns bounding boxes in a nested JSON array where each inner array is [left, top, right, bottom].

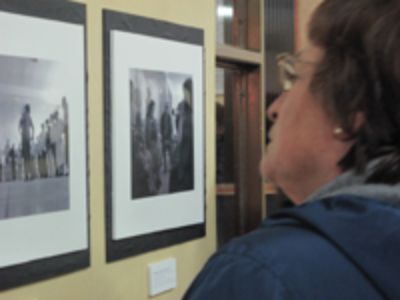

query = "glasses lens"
[[277, 54, 297, 92]]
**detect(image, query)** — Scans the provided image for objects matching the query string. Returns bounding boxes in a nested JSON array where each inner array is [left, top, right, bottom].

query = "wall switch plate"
[[148, 257, 177, 296]]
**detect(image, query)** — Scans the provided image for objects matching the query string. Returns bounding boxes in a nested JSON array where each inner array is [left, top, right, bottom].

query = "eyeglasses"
[[276, 52, 317, 92]]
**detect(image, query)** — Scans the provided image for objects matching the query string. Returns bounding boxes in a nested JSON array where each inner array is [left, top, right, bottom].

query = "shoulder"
[[184, 242, 293, 299], [184, 215, 382, 300], [217, 223, 336, 284], [184, 224, 320, 300]]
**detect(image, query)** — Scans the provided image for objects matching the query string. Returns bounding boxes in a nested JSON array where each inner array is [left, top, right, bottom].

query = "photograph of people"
[[130, 69, 194, 199], [0, 55, 70, 220]]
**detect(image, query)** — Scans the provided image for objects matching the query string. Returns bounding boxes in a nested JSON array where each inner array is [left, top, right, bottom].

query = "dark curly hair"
[[309, 0, 400, 184]]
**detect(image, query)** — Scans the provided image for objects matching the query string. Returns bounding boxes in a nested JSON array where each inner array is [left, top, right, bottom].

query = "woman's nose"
[[266, 94, 284, 122]]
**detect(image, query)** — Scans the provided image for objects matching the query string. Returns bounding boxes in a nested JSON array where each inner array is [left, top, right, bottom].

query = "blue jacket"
[[184, 195, 400, 299]]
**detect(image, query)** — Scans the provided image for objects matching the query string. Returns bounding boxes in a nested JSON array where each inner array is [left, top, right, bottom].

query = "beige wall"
[[0, 1, 216, 299], [296, 0, 323, 49]]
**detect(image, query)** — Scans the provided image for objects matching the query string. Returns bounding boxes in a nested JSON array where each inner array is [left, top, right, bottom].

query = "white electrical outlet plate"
[[148, 257, 177, 296]]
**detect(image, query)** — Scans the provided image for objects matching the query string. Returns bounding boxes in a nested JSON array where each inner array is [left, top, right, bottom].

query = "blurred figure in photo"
[[18, 104, 34, 180]]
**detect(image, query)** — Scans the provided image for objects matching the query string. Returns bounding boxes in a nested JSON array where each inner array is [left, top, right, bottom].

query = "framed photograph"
[[104, 10, 205, 261], [0, 0, 89, 290]]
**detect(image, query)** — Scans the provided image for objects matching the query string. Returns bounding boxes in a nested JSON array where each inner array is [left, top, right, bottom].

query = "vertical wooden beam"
[[223, 0, 233, 45], [247, 0, 260, 50], [245, 68, 263, 231], [222, 68, 236, 184], [231, 69, 243, 234], [231, 0, 241, 46]]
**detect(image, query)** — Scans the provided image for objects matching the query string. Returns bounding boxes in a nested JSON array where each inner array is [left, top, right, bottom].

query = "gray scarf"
[[304, 157, 400, 205]]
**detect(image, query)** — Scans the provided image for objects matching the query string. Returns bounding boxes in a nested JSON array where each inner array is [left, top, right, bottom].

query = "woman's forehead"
[[296, 46, 324, 62]]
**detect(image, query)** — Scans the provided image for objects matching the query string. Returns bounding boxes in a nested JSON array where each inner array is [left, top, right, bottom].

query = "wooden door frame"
[[216, 0, 264, 238], [216, 62, 263, 234]]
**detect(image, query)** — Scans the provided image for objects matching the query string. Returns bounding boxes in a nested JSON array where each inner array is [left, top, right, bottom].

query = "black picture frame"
[[0, 0, 89, 291], [104, 10, 206, 262]]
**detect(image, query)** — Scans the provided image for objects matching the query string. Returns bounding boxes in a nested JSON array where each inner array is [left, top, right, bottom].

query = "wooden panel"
[[217, 44, 263, 65], [245, 68, 263, 232], [220, 0, 261, 51], [222, 69, 237, 183], [247, 0, 260, 50], [216, 183, 236, 196], [232, 0, 245, 47], [232, 69, 243, 234]]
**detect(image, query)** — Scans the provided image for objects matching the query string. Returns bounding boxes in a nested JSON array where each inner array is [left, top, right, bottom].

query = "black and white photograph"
[[0, 54, 70, 220], [105, 11, 205, 260], [0, 0, 88, 291], [130, 69, 194, 199]]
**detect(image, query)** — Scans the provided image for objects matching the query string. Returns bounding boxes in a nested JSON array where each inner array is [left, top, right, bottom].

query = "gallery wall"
[[0, 0, 216, 299]]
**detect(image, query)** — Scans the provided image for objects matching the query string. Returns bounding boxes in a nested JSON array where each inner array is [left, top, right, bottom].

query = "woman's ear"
[[332, 127, 348, 140], [333, 112, 365, 141], [352, 111, 365, 132]]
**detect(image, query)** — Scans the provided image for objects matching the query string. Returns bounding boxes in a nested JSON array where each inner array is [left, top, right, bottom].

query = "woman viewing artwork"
[[184, 0, 400, 299]]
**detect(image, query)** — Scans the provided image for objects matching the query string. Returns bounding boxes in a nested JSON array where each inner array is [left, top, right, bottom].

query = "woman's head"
[[261, 46, 353, 203], [261, 0, 400, 203], [309, 0, 400, 183]]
